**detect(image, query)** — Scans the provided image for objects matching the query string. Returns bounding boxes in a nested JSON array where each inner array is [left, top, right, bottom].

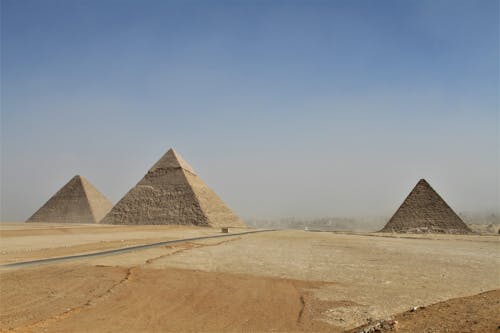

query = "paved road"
[[0, 229, 274, 269]]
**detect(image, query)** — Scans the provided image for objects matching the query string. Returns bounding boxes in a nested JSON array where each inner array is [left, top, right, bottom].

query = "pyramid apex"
[[415, 179, 435, 191], [150, 148, 196, 174], [415, 179, 433, 189], [69, 175, 85, 184]]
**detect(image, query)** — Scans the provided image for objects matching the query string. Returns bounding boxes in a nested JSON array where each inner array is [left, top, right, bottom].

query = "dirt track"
[[0, 223, 499, 332]]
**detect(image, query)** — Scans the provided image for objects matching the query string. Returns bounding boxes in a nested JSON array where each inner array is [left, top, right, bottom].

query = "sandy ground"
[[0, 223, 499, 332]]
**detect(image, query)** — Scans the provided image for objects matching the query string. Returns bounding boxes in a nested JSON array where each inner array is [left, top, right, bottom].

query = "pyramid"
[[26, 175, 113, 223], [381, 179, 472, 234], [100, 148, 245, 227]]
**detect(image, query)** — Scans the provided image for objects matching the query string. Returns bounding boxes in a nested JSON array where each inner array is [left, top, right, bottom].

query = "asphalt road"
[[0, 229, 274, 269]]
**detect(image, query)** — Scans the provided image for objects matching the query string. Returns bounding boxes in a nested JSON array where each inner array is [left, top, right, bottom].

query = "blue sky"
[[1, 0, 498, 221]]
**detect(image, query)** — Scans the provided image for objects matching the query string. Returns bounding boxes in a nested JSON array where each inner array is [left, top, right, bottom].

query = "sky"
[[1, 0, 498, 221]]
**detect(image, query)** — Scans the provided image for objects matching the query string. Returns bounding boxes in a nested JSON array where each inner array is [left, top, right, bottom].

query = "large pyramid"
[[381, 179, 472, 234], [27, 175, 113, 223], [100, 148, 245, 227]]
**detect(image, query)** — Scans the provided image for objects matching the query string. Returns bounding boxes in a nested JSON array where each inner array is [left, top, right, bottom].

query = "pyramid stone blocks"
[[381, 179, 472, 234], [100, 148, 245, 227], [26, 175, 113, 224]]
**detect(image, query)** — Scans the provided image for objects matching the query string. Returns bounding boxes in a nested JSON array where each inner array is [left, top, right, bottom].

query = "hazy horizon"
[[1, 0, 498, 221]]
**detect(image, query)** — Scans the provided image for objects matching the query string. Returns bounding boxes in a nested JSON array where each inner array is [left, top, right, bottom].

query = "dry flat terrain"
[[0, 223, 499, 332]]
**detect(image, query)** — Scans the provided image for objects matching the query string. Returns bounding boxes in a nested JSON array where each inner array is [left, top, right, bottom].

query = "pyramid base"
[[380, 226, 474, 234]]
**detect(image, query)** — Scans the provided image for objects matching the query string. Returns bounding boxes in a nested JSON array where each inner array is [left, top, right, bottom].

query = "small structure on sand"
[[26, 175, 113, 223], [381, 179, 472, 234]]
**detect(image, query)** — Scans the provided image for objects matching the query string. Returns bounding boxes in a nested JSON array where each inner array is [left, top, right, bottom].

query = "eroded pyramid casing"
[[100, 149, 245, 227], [26, 175, 113, 223], [381, 179, 472, 234]]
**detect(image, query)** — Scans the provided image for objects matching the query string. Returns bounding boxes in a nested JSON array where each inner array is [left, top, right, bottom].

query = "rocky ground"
[[349, 289, 500, 333]]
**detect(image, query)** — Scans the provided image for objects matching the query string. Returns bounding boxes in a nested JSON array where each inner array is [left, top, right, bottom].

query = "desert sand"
[[0, 223, 499, 332]]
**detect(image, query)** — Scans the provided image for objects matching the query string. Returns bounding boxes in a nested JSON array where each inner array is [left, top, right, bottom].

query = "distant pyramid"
[[100, 148, 245, 227], [381, 179, 472, 234], [27, 175, 113, 223]]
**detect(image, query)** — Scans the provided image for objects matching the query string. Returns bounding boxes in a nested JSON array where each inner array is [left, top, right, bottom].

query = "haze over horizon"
[[1, 0, 498, 221]]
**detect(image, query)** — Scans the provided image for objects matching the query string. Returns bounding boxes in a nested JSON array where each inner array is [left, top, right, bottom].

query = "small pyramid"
[[100, 148, 245, 227], [26, 175, 113, 223], [381, 179, 472, 234]]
